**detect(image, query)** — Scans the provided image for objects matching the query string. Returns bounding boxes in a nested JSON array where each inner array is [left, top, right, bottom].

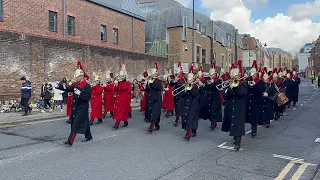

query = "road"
[[1, 80, 320, 180]]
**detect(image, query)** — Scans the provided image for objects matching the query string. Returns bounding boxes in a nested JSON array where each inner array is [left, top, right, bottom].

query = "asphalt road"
[[1, 80, 320, 180]]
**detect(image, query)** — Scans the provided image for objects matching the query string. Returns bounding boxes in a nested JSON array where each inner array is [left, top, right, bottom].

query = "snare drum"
[[277, 93, 289, 106]]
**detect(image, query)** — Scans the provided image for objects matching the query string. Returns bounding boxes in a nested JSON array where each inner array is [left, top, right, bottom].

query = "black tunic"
[[199, 79, 222, 122], [181, 85, 200, 130], [246, 80, 266, 125], [283, 78, 293, 103], [222, 83, 248, 137], [291, 78, 300, 103], [145, 79, 163, 123], [263, 83, 277, 122], [172, 80, 185, 117], [59, 81, 91, 134]]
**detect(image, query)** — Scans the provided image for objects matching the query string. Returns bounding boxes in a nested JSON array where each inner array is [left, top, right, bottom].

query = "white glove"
[[114, 80, 118, 85], [164, 88, 169, 91], [263, 92, 268, 97], [148, 79, 154, 84], [74, 88, 81, 95]]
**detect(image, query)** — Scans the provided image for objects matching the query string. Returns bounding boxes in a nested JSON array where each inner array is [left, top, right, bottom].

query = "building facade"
[[242, 35, 259, 69], [0, 0, 167, 101], [308, 36, 320, 77], [266, 48, 293, 70]]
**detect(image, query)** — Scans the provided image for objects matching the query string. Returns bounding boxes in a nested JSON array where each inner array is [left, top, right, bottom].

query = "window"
[[138, 2, 155, 13], [67, 16, 75, 36], [202, 49, 206, 63], [113, 28, 118, 44], [49, 11, 57, 32], [101, 25, 106, 41], [196, 46, 201, 63], [282, 57, 286, 61], [196, 21, 201, 31], [0, 0, 2, 22], [201, 26, 206, 35], [282, 62, 286, 67], [214, 33, 217, 41], [182, 16, 187, 40]]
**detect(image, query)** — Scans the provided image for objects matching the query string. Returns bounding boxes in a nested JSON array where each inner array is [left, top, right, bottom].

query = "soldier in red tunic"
[[164, 73, 175, 117], [66, 80, 74, 124], [113, 64, 131, 129], [103, 70, 115, 118], [90, 73, 104, 125], [139, 79, 147, 112]]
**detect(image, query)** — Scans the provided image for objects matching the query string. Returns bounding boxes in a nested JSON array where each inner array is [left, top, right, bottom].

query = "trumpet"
[[173, 81, 196, 97], [218, 77, 245, 90], [248, 81, 256, 86]]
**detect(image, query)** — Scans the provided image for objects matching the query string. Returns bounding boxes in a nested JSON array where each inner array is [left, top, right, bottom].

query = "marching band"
[[60, 60, 300, 150]]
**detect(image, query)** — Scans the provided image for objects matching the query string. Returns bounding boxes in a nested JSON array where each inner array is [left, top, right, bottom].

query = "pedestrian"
[[291, 69, 300, 106], [61, 77, 68, 104], [146, 62, 163, 133], [53, 82, 64, 112], [311, 76, 314, 84], [222, 60, 248, 151], [41, 79, 53, 112], [58, 63, 92, 146], [20, 77, 32, 116], [113, 64, 131, 129], [103, 71, 115, 118]]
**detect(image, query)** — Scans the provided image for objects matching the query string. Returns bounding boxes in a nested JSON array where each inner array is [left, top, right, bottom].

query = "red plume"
[[154, 62, 158, 70], [199, 66, 204, 72], [189, 64, 194, 73], [77, 60, 89, 80], [252, 60, 258, 70], [272, 68, 277, 74], [293, 67, 296, 71], [212, 61, 216, 69], [243, 69, 247, 75], [278, 67, 282, 73], [263, 67, 267, 73], [237, 60, 243, 77]]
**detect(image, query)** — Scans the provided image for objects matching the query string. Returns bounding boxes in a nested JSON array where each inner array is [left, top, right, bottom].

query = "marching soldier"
[[246, 60, 266, 137], [113, 65, 131, 129], [139, 78, 147, 113], [283, 69, 293, 108], [222, 60, 247, 151], [90, 73, 104, 125], [291, 68, 300, 106], [173, 62, 185, 126], [199, 62, 222, 130], [181, 65, 200, 140], [58, 61, 92, 146], [164, 74, 175, 117], [274, 69, 285, 119], [66, 80, 74, 124], [262, 68, 277, 128], [103, 71, 115, 118], [146, 62, 163, 133]]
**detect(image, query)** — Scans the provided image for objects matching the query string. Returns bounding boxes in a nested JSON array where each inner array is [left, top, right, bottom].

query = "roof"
[[89, 0, 146, 21]]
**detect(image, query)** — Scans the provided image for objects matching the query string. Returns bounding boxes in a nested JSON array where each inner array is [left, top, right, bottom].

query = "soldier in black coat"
[[172, 69, 185, 127], [146, 67, 163, 134], [58, 69, 92, 146], [262, 73, 277, 128], [181, 72, 200, 141], [222, 61, 248, 151], [291, 70, 300, 106], [283, 71, 293, 108], [199, 66, 222, 130], [246, 70, 266, 137]]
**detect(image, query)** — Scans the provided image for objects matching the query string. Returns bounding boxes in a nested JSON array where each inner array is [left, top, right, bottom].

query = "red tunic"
[[127, 81, 132, 113], [162, 89, 167, 108], [90, 85, 104, 119], [164, 86, 175, 111], [140, 85, 147, 112], [66, 93, 73, 116], [104, 83, 115, 112], [113, 81, 130, 121]]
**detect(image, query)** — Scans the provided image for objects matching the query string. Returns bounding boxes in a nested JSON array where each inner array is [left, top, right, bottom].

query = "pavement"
[[0, 100, 140, 128], [1, 80, 320, 180]]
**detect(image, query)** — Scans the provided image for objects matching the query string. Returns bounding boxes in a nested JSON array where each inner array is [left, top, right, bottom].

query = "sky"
[[176, 0, 320, 53]]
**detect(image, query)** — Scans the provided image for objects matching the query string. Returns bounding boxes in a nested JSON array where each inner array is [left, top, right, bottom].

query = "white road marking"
[[218, 142, 227, 147], [283, 113, 287, 116], [314, 138, 320, 143], [245, 130, 252, 134], [302, 85, 307, 86], [304, 101, 307, 103], [307, 99, 310, 101], [300, 104, 303, 106], [217, 142, 243, 151], [293, 108, 296, 110], [273, 154, 304, 163]]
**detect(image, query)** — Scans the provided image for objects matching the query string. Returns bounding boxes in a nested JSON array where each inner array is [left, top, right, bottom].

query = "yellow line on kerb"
[[275, 161, 295, 180]]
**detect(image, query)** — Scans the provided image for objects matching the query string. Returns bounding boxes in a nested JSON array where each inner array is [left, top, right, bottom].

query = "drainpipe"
[[62, 0, 66, 38], [132, 17, 135, 50]]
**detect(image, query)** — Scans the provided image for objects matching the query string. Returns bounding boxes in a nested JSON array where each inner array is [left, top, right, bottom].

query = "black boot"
[[66, 119, 71, 124], [192, 129, 197, 137], [155, 123, 160, 131], [128, 112, 132, 118], [122, 121, 128, 127], [110, 111, 113, 117], [251, 132, 257, 137], [64, 140, 72, 146], [165, 111, 169, 118], [234, 145, 240, 151], [81, 138, 92, 142], [148, 124, 154, 134], [22, 113, 28, 116], [266, 124, 270, 128], [293, 102, 296, 107], [98, 118, 103, 124], [113, 121, 120, 129], [171, 111, 174, 116]]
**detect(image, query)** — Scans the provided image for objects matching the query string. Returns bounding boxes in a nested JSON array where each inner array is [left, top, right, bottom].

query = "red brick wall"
[[1, 0, 145, 53], [0, 32, 166, 102]]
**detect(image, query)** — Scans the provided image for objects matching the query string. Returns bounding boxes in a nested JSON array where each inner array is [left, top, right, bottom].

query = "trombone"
[[173, 81, 198, 97], [216, 77, 245, 90]]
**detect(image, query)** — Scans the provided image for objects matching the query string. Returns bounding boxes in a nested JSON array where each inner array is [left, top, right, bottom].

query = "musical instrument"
[[248, 81, 256, 86], [273, 82, 289, 106], [172, 77, 186, 95], [173, 81, 197, 97], [216, 77, 245, 90]]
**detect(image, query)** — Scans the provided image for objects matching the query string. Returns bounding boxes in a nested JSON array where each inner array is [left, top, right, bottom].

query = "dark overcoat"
[[146, 79, 163, 123], [282, 78, 293, 102], [246, 80, 266, 125], [291, 77, 300, 102], [263, 82, 277, 122], [172, 80, 185, 117], [199, 79, 222, 122], [181, 85, 200, 130], [222, 83, 248, 137], [59, 80, 91, 134]]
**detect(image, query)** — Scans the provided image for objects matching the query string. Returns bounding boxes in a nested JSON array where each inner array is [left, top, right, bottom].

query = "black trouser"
[[265, 119, 271, 125], [234, 136, 242, 147], [68, 127, 92, 144], [251, 124, 258, 133], [43, 99, 51, 109], [20, 98, 30, 114]]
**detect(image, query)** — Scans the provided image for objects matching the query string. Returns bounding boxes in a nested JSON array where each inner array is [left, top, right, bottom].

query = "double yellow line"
[[275, 161, 315, 180]]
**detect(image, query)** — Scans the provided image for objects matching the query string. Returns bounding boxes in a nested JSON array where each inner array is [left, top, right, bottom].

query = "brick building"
[[266, 47, 293, 70], [0, 0, 167, 101], [308, 36, 320, 77]]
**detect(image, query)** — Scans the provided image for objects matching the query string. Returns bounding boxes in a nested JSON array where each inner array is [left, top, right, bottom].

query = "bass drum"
[[277, 93, 289, 106]]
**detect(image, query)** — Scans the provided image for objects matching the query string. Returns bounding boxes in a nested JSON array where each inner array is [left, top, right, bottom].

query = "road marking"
[[304, 101, 307, 103], [300, 104, 303, 106], [302, 85, 307, 86], [245, 130, 252, 134], [0, 118, 67, 128], [273, 154, 304, 162], [217, 142, 243, 151], [291, 163, 309, 180], [283, 113, 287, 116], [275, 161, 295, 180], [293, 108, 296, 110], [307, 99, 310, 101], [314, 138, 320, 143]]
